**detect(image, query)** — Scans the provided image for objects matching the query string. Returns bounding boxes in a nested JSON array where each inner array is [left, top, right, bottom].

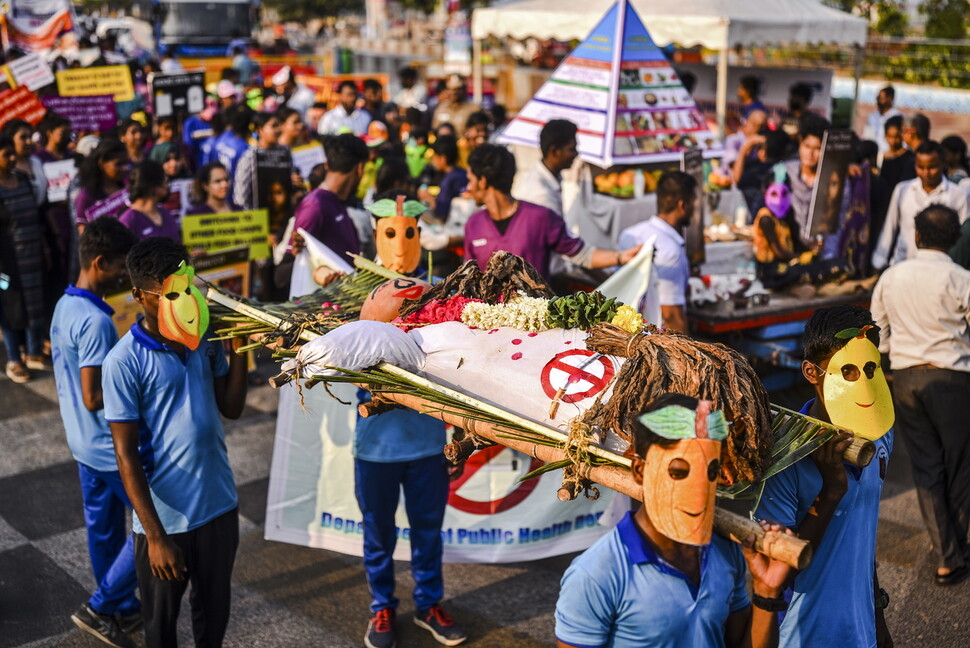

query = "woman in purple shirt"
[[463, 144, 639, 280], [119, 160, 181, 242], [75, 139, 129, 234], [185, 162, 241, 216]]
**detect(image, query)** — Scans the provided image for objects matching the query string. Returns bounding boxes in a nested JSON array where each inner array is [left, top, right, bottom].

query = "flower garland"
[[460, 292, 552, 332]]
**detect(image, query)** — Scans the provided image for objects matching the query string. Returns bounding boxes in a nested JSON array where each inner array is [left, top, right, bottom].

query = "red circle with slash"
[[448, 445, 543, 515], [540, 349, 615, 404]]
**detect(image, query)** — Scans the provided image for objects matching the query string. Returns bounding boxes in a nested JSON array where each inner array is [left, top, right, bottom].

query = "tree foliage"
[[920, 0, 969, 39], [263, 0, 365, 21]]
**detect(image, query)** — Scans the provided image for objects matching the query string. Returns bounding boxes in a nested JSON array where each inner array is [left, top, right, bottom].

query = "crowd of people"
[[3, 31, 970, 648]]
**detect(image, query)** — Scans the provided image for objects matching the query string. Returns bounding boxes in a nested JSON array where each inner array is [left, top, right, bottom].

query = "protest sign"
[[254, 147, 293, 234], [56, 65, 135, 102], [83, 189, 129, 223], [3, 53, 56, 90], [290, 142, 326, 180], [0, 87, 46, 130], [161, 178, 193, 218], [149, 70, 206, 118], [42, 159, 77, 202], [181, 209, 270, 260], [41, 95, 117, 132], [4, 0, 75, 53], [807, 129, 855, 241], [681, 147, 706, 267]]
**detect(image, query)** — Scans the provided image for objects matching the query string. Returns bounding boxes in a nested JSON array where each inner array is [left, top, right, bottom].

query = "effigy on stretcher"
[[207, 252, 877, 570]]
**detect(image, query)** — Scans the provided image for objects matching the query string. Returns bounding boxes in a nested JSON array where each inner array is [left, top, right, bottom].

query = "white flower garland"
[[460, 292, 552, 332]]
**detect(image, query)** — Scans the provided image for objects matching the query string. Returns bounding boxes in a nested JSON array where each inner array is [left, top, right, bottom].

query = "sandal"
[[25, 355, 49, 371], [5, 361, 30, 384]]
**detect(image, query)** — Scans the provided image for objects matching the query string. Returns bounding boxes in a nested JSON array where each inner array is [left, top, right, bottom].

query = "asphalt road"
[[1, 352, 969, 648]]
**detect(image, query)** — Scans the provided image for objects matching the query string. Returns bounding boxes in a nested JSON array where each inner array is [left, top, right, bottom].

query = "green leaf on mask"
[[835, 327, 861, 340]]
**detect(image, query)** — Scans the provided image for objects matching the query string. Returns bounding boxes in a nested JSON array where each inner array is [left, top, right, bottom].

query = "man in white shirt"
[[872, 140, 968, 269], [618, 172, 697, 333], [862, 86, 902, 154], [515, 119, 579, 216], [394, 66, 427, 112], [318, 80, 371, 136], [871, 204, 970, 586]]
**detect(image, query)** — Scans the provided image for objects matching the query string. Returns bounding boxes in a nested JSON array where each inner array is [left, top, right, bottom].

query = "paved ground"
[[2, 350, 969, 648]]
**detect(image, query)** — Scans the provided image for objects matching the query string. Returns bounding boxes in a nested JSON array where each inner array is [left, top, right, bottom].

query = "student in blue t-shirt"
[[212, 103, 252, 178], [756, 306, 894, 648], [103, 237, 249, 648], [51, 218, 140, 648], [556, 394, 793, 648]]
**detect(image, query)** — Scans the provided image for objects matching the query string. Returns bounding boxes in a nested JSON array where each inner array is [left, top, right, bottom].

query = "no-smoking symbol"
[[448, 445, 543, 515], [540, 349, 615, 404]]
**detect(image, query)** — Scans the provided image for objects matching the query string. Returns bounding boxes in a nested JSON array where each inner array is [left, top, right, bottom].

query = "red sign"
[[0, 87, 45, 131], [448, 445, 543, 515], [540, 349, 615, 404]]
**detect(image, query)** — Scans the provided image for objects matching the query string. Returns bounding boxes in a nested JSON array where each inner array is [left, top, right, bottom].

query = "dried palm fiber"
[[581, 322, 773, 485], [397, 251, 555, 320]]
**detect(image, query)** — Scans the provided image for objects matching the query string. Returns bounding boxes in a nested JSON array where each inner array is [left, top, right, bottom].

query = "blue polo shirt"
[[51, 286, 119, 472], [555, 511, 750, 648], [354, 389, 447, 463], [102, 320, 237, 535], [755, 399, 893, 648]]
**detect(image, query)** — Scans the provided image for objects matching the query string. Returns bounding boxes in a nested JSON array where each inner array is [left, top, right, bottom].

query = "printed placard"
[[41, 95, 117, 132], [181, 209, 270, 260], [0, 87, 46, 130], [42, 159, 77, 202], [290, 142, 326, 180], [4, 53, 56, 90], [681, 147, 706, 267], [56, 65, 135, 102], [807, 129, 855, 240], [149, 70, 206, 118]]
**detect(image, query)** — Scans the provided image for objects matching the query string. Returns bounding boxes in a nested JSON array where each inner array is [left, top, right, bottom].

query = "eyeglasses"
[[811, 361, 879, 382], [141, 288, 191, 301]]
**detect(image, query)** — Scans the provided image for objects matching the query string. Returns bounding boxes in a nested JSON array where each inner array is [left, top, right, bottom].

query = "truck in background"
[[153, 0, 258, 57]]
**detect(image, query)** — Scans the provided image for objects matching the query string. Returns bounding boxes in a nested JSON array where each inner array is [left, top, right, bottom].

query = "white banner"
[[5, 0, 75, 53], [265, 382, 615, 562]]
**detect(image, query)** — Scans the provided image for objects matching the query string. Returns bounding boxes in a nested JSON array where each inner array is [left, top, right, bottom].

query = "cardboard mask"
[[368, 196, 425, 274], [360, 277, 431, 322], [638, 401, 727, 546], [820, 326, 894, 440], [765, 164, 791, 219], [157, 262, 209, 350]]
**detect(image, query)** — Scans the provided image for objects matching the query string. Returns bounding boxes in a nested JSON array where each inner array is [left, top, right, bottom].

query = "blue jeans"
[[77, 463, 140, 615], [354, 454, 449, 613], [1, 324, 44, 359]]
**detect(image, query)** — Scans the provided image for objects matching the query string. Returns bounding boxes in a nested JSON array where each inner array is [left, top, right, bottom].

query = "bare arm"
[[794, 431, 853, 551], [213, 337, 248, 420], [661, 304, 689, 334], [588, 245, 641, 269], [110, 421, 186, 581], [79, 366, 104, 412]]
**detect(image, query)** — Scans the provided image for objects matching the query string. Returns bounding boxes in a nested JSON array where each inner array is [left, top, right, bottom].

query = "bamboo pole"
[[369, 391, 812, 570]]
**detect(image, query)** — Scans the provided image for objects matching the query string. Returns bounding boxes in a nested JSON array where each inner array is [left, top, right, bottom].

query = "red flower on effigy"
[[393, 296, 484, 332]]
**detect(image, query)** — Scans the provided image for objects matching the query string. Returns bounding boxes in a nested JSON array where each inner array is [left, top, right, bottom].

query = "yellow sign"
[[181, 209, 270, 260], [56, 65, 135, 102]]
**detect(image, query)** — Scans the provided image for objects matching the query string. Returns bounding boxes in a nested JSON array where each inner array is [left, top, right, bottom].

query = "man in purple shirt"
[[463, 145, 639, 280], [278, 134, 368, 289]]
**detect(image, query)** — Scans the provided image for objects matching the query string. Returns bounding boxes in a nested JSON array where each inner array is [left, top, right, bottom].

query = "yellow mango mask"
[[157, 262, 209, 350], [368, 196, 425, 275], [638, 401, 726, 546], [819, 326, 894, 440]]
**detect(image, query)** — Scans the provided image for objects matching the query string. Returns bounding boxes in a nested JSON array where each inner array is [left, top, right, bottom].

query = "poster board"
[[681, 147, 706, 268], [807, 129, 854, 240], [181, 209, 270, 260], [160, 178, 193, 218], [83, 189, 129, 223], [0, 87, 46, 130], [295, 73, 390, 110], [149, 70, 206, 118], [290, 142, 326, 180], [254, 147, 294, 235], [2, 53, 56, 90], [499, 1, 717, 167], [41, 95, 117, 133], [56, 65, 135, 102], [42, 159, 77, 202]]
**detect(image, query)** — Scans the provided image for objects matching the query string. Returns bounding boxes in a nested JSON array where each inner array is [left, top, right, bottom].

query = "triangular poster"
[[498, 0, 718, 167]]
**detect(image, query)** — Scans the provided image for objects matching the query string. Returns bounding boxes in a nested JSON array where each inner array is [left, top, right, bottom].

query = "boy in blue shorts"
[[756, 306, 894, 647], [103, 237, 249, 648], [51, 218, 140, 648]]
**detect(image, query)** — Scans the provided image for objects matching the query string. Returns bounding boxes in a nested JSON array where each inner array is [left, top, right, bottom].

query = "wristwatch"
[[876, 587, 890, 610], [752, 593, 789, 612]]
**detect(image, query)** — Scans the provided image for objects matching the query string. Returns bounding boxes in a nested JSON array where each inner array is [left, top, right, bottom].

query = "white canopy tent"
[[471, 0, 868, 136]]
